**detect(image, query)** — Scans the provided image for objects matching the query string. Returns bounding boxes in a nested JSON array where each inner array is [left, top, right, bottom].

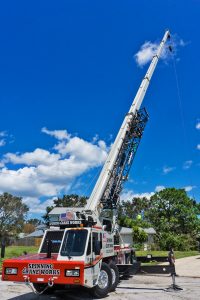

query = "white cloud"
[[120, 190, 135, 201], [0, 131, 14, 147], [54, 136, 108, 165], [0, 131, 8, 147], [121, 189, 154, 201], [183, 160, 193, 170], [196, 121, 200, 151], [92, 134, 99, 143], [179, 39, 187, 47], [121, 185, 169, 203], [163, 166, 176, 174], [0, 129, 109, 213], [23, 197, 56, 214], [4, 149, 60, 166], [132, 192, 154, 200], [0, 131, 7, 137], [184, 186, 196, 192], [0, 139, 6, 147], [0, 162, 4, 168], [0, 167, 60, 198], [134, 41, 162, 67], [134, 35, 186, 67], [41, 127, 70, 140], [155, 185, 165, 192]]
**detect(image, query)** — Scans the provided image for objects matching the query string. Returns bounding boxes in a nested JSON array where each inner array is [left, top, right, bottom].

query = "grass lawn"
[[0, 246, 38, 271], [136, 250, 200, 259]]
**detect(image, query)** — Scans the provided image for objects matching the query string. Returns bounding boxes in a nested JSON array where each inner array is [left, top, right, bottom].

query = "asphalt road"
[[1, 275, 200, 300]]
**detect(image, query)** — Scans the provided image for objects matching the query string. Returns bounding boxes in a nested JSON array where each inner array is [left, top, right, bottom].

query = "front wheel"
[[109, 262, 119, 292], [90, 262, 112, 298]]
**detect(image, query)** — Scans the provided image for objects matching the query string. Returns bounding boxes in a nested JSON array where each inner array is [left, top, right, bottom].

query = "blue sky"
[[0, 1, 199, 216]]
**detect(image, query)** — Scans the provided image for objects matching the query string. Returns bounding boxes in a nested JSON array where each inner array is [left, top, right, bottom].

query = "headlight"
[[5, 268, 18, 275], [65, 269, 80, 277]]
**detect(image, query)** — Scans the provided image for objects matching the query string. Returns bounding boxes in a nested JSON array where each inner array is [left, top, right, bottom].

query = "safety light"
[[65, 269, 80, 277], [5, 268, 18, 275]]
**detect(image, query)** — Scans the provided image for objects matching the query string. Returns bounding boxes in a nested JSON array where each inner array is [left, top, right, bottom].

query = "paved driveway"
[[1, 275, 200, 300], [175, 255, 200, 277]]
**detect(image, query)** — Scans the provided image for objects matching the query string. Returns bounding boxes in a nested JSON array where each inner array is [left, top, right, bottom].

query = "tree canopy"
[[146, 188, 200, 235], [118, 188, 200, 250], [0, 192, 29, 237]]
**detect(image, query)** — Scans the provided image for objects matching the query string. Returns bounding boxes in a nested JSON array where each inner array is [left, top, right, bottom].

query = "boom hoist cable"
[[171, 39, 196, 200]]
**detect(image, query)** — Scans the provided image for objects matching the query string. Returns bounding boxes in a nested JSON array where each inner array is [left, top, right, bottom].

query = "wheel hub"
[[98, 270, 109, 289]]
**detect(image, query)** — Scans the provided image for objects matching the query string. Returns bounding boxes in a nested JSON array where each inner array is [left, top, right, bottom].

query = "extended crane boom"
[[2, 31, 174, 298], [86, 30, 170, 212]]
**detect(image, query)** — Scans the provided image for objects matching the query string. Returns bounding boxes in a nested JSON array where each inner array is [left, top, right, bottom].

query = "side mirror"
[[102, 225, 107, 231], [94, 240, 101, 255]]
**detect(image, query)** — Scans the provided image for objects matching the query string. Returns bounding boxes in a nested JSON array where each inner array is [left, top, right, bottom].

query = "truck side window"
[[100, 233, 102, 249], [87, 234, 91, 255], [92, 232, 98, 251], [92, 232, 101, 255]]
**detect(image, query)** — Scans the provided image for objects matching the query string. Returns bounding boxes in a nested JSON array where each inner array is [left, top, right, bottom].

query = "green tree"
[[132, 226, 148, 244], [26, 218, 41, 226], [145, 188, 200, 250], [118, 217, 148, 245], [146, 188, 200, 235], [0, 192, 29, 237], [119, 197, 149, 220], [43, 194, 88, 223], [23, 218, 42, 234]]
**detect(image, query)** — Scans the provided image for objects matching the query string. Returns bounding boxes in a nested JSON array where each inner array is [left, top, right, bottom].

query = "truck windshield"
[[60, 229, 88, 257]]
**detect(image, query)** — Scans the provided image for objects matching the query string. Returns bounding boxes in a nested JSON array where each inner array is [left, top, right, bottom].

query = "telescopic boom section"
[[86, 30, 170, 212]]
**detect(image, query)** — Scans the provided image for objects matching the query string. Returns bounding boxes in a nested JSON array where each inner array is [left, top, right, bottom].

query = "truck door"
[[92, 231, 102, 284], [84, 231, 93, 287], [84, 230, 102, 287]]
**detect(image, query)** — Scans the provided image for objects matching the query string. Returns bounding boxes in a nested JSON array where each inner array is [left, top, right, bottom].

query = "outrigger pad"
[[165, 284, 183, 292]]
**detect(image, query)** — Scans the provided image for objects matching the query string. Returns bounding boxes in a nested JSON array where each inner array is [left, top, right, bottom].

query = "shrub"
[[158, 233, 197, 251]]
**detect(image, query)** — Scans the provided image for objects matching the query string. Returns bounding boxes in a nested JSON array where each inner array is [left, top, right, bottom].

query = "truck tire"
[[109, 262, 119, 292], [32, 283, 55, 294], [90, 262, 112, 298]]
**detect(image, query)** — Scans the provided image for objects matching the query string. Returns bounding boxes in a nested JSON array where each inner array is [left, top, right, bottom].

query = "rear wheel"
[[90, 262, 112, 298], [109, 262, 119, 292]]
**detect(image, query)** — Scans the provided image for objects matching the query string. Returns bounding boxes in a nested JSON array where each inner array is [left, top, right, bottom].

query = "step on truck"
[[2, 30, 171, 298]]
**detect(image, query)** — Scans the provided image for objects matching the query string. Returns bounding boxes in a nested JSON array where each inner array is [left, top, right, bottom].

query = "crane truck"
[[2, 30, 171, 298]]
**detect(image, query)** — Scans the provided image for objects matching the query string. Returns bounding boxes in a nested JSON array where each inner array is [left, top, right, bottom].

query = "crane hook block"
[[168, 45, 173, 52]]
